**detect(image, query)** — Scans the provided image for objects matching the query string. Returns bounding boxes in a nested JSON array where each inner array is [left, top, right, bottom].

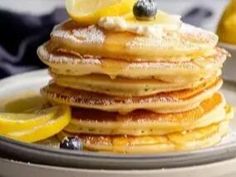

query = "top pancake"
[[44, 20, 219, 62]]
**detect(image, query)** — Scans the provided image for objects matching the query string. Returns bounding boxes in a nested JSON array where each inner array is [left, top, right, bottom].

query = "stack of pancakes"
[[38, 20, 233, 154]]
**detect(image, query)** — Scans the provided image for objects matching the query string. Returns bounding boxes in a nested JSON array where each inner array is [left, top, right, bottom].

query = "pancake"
[[37, 9, 233, 154], [41, 77, 222, 114], [38, 43, 226, 81], [58, 117, 232, 154], [65, 93, 227, 136], [51, 72, 220, 97], [47, 20, 218, 61]]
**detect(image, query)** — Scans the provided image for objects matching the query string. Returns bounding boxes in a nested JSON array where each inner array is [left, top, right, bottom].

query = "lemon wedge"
[[66, 0, 136, 26], [217, 0, 236, 44], [0, 107, 58, 134], [6, 106, 71, 143]]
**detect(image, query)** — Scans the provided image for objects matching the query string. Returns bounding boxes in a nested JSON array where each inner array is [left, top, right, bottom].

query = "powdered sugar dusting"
[[72, 25, 105, 44], [37, 45, 101, 65], [126, 23, 218, 50], [181, 24, 218, 46], [40, 43, 226, 70], [38, 44, 202, 70], [52, 22, 105, 45]]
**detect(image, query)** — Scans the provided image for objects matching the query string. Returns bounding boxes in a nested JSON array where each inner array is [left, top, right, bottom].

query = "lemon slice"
[[4, 96, 48, 113], [66, 0, 136, 25], [6, 106, 71, 143], [0, 107, 58, 134]]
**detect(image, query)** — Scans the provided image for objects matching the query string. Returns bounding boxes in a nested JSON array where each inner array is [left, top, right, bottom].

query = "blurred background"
[[0, 0, 230, 79]]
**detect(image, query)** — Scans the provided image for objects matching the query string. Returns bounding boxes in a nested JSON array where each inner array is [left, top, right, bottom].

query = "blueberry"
[[60, 136, 83, 150], [133, 0, 158, 21]]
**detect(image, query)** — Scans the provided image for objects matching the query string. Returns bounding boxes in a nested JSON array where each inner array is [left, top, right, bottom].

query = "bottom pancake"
[[58, 119, 231, 154], [65, 93, 227, 136]]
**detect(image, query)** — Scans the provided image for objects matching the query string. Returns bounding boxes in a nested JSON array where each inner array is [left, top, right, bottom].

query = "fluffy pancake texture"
[[65, 93, 226, 136], [38, 43, 226, 81], [58, 115, 232, 154], [41, 76, 222, 114], [50, 71, 221, 97], [37, 14, 233, 153], [57, 104, 234, 154], [41, 77, 222, 114], [43, 20, 219, 61]]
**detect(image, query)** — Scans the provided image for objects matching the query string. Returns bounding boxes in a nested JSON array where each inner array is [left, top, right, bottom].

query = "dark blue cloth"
[[0, 8, 67, 79], [182, 7, 213, 26]]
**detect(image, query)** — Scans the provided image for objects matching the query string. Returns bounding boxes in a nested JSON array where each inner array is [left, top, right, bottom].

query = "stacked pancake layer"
[[38, 20, 233, 154]]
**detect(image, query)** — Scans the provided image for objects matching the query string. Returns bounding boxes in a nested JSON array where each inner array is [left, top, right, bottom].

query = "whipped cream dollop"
[[98, 11, 182, 37]]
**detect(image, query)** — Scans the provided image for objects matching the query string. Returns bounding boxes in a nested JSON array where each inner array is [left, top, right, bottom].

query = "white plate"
[[0, 70, 236, 177]]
